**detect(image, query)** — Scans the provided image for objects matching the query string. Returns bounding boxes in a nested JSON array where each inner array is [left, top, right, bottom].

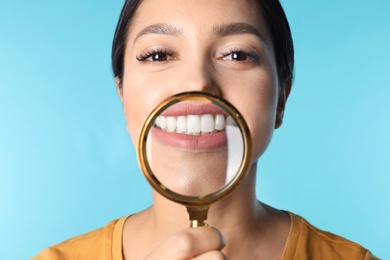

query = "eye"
[[225, 52, 247, 61], [220, 48, 260, 63], [136, 49, 175, 62]]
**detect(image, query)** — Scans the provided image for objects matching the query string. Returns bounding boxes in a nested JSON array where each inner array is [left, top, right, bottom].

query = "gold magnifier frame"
[[138, 91, 252, 227]]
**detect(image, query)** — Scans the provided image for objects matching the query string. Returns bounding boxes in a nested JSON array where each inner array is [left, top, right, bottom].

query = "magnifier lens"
[[145, 99, 244, 197], [138, 92, 252, 226]]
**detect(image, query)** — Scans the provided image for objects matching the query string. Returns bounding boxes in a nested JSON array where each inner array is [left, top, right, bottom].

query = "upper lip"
[[160, 101, 228, 117]]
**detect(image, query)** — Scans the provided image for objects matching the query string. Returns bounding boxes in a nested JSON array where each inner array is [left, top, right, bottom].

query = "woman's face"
[[119, 0, 281, 167]]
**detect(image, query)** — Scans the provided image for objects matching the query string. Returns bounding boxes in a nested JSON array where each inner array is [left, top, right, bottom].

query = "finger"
[[144, 227, 226, 260], [191, 250, 228, 260]]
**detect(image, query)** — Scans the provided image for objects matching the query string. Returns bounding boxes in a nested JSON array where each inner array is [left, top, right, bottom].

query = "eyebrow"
[[133, 23, 183, 43], [213, 22, 268, 44], [133, 22, 267, 45]]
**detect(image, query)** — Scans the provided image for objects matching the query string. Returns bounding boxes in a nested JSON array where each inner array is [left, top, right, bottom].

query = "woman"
[[33, 0, 378, 259]]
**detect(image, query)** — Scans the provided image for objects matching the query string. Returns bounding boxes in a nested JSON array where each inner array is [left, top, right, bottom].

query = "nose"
[[174, 61, 220, 95]]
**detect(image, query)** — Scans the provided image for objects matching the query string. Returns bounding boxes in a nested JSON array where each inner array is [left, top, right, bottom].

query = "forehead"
[[128, 0, 269, 41]]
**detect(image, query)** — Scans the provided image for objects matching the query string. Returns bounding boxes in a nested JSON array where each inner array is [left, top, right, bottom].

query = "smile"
[[154, 114, 236, 135]]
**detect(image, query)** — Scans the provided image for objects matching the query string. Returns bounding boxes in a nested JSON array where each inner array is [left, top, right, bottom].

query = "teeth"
[[226, 116, 237, 126], [176, 116, 187, 133], [215, 114, 225, 130], [159, 116, 167, 130], [166, 116, 177, 132], [201, 114, 214, 134], [154, 114, 230, 135], [187, 115, 201, 135]]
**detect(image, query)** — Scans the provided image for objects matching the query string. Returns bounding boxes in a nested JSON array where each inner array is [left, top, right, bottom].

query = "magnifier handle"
[[186, 206, 210, 228]]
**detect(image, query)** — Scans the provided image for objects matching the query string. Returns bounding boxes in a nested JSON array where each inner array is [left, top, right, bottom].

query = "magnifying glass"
[[138, 91, 252, 227]]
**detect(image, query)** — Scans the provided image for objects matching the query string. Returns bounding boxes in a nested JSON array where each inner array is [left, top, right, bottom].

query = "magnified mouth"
[[150, 103, 236, 151], [154, 114, 236, 135]]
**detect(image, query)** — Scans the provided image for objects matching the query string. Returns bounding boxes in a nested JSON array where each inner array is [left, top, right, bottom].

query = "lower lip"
[[150, 127, 228, 151]]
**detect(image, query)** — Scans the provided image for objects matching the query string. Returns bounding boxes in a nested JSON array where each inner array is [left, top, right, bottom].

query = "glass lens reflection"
[[145, 99, 244, 197]]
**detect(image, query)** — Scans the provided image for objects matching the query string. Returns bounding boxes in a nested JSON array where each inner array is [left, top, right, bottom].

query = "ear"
[[115, 77, 124, 103], [275, 79, 292, 129]]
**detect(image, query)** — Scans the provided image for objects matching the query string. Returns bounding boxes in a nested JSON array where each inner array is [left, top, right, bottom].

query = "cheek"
[[224, 78, 278, 163], [248, 109, 276, 163], [121, 70, 175, 147], [122, 88, 156, 148], [249, 89, 278, 162]]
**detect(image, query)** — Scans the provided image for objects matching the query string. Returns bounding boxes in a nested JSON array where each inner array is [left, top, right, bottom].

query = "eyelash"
[[135, 47, 261, 64], [220, 48, 261, 63], [136, 48, 175, 62]]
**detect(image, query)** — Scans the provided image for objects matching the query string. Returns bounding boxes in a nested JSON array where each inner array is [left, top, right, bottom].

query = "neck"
[[123, 162, 291, 259]]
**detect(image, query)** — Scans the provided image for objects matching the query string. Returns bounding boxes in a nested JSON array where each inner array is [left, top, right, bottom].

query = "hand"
[[144, 227, 227, 259]]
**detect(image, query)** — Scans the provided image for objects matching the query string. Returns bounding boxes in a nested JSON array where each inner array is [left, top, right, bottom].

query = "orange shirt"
[[281, 213, 378, 259], [32, 212, 379, 259]]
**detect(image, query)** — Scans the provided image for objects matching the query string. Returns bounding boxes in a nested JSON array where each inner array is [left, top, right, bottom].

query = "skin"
[[116, 0, 292, 259]]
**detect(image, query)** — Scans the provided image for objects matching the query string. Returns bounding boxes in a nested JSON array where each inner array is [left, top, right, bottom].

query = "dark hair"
[[112, 0, 294, 88]]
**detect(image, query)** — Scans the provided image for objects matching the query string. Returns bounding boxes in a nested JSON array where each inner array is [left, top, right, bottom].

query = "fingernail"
[[221, 234, 226, 248]]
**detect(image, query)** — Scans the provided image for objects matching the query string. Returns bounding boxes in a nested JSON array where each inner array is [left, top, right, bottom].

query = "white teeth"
[[187, 115, 201, 135], [159, 116, 167, 130], [166, 116, 177, 132], [201, 114, 214, 134], [226, 116, 237, 126], [154, 114, 231, 135], [215, 114, 225, 130], [155, 116, 160, 127], [176, 116, 187, 133]]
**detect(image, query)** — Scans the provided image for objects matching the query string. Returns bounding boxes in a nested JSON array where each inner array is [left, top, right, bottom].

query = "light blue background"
[[0, 1, 389, 259]]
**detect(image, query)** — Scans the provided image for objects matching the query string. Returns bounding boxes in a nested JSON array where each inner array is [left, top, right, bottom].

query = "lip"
[[150, 101, 229, 151], [160, 101, 228, 117], [151, 127, 227, 151]]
